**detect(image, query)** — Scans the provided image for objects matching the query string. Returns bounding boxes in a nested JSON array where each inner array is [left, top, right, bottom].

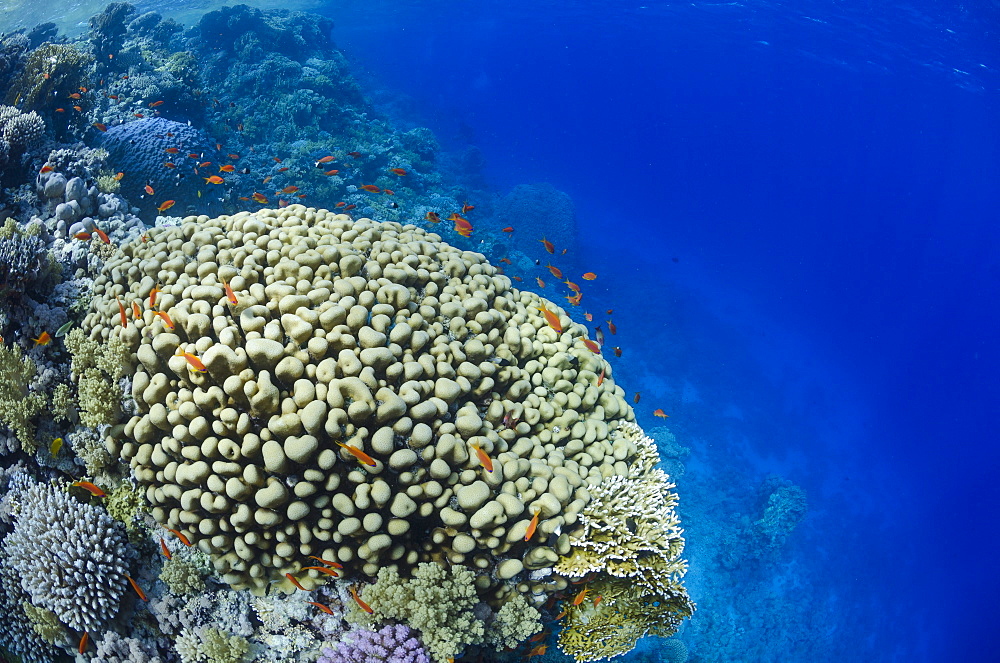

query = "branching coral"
[[175, 628, 249, 663], [483, 593, 542, 651], [319, 624, 430, 663], [64, 326, 128, 427], [0, 341, 46, 453]]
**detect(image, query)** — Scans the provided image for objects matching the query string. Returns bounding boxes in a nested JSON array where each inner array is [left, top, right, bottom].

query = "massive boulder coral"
[[84, 206, 641, 597]]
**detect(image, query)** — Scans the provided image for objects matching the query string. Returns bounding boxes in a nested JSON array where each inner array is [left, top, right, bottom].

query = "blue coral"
[[318, 624, 430, 663]]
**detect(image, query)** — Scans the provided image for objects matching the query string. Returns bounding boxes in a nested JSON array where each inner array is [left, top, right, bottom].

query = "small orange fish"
[[107, 94, 119, 100], [425, 211, 441, 223], [462, 202, 475, 213], [157, 200, 175, 212], [524, 509, 540, 541], [116, 296, 127, 327], [540, 237, 555, 254], [187, 153, 200, 160], [93, 226, 110, 244], [277, 167, 289, 172], [159, 537, 172, 560], [528, 631, 547, 643], [154, 310, 175, 330], [502, 226, 514, 233], [454, 218, 473, 237], [447, 212, 466, 223], [581, 338, 601, 354], [79, 632, 89, 654], [537, 302, 562, 333], [252, 192, 268, 204], [39, 165, 54, 174], [308, 601, 335, 615], [32, 331, 51, 346], [297, 193, 307, 199], [149, 100, 164, 107], [344, 204, 356, 210], [584, 312, 593, 322], [218, 164, 235, 172], [572, 587, 590, 606], [72, 105, 82, 112], [92, 123, 107, 132], [389, 167, 406, 175], [613, 346, 622, 358], [303, 565, 340, 577], [176, 350, 207, 373], [55, 108, 65, 113], [149, 284, 160, 308], [273, 157, 283, 163], [164, 147, 179, 154], [227, 153, 240, 159], [350, 585, 374, 614], [499, 257, 512, 265], [633, 392, 641, 404], [72, 480, 105, 497], [73, 232, 91, 240], [335, 202, 347, 208], [286, 573, 307, 591], [199, 161, 212, 168], [166, 527, 192, 546], [323, 169, 339, 176], [512, 276, 522, 281], [597, 367, 605, 386], [383, 188, 394, 195], [347, 151, 362, 158], [337, 442, 377, 467], [536, 277, 545, 288], [316, 155, 336, 166], [564, 280, 581, 294], [124, 573, 147, 601], [114, 171, 124, 180], [134, 113, 145, 118], [653, 409, 669, 419], [145, 184, 154, 195], [359, 184, 380, 193], [608, 320, 617, 335], [222, 278, 238, 306], [469, 441, 493, 473], [582, 272, 597, 280], [308, 556, 344, 568], [279, 185, 299, 194], [593, 596, 603, 607], [607, 309, 614, 315], [163, 161, 176, 168], [547, 264, 563, 279], [204, 175, 224, 184], [68, 92, 81, 99], [527, 645, 548, 658]]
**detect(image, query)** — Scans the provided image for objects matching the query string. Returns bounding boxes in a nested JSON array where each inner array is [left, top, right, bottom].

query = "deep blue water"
[[316, 1, 1000, 660]]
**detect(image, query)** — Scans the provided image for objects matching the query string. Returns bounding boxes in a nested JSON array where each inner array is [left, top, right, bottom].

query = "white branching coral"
[[1, 480, 129, 631]]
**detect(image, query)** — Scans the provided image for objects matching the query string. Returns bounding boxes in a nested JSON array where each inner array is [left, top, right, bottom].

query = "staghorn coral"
[[1, 480, 129, 632], [349, 562, 485, 663], [84, 206, 637, 596], [22, 602, 68, 645], [0, 341, 46, 453], [319, 624, 430, 663]]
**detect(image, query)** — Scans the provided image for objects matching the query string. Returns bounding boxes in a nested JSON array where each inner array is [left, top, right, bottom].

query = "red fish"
[[92, 123, 107, 132], [461, 201, 475, 213], [582, 272, 597, 280], [359, 184, 381, 193], [308, 556, 344, 569], [581, 338, 601, 354], [539, 237, 555, 254], [79, 632, 89, 654], [613, 346, 622, 357], [350, 585, 374, 614], [276, 167, 289, 172], [608, 320, 617, 335], [286, 573, 307, 591], [524, 509, 540, 541], [566, 292, 583, 306], [316, 156, 336, 166], [149, 284, 160, 308], [279, 185, 299, 194], [114, 172, 124, 180], [572, 587, 590, 606], [469, 442, 493, 472], [337, 442, 377, 467], [546, 264, 563, 279], [157, 200, 175, 212], [116, 296, 127, 327], [149, 100, 164, 107], [222, 278, 238, 306], [145, 184, 154, 195], [535, 277, 545, 289], [159, 537, 172, 560], [124, 574, 147, 601], [597, 368, 605, 386], [383, 188, 394, 195], [72, 480, 105, 497], [72, 106, 82, 111], [584, 312, 593, 322], [347, 151, 362, 158], [389, 167, 406, 175], [251, 192, 268, 204], [73, 232, 91, 241], [32, 331, 52, 346], [653, 409, 669, 419], [499, 258, 512, 265], [228, 153, 240, 159], [308, 601, 335, 615], [564, 280, 581, 294], [218, 164, 235, 172], [323, 169, 339, 176], [154, 310, 175, 330], [537, 302, 562, 333], [425, 211, 441, 223], [502, 226, 514, 233], [164, 147, 179, 154], [68, 93, 81, 99], [176, 350, 207, 373], [93, 226, 110, 244], [344, 204, 356, 210], [166, 527, 192, 546], [454, 218, 472, 237], [163, 162, 176, 168], [303, 565, 340, 577], [39, 165, 54, 173], [633, 392, 641, 404], [203, 175, 224, 184]]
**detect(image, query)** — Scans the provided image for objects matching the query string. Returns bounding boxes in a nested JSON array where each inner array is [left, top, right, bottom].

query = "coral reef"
[[93, 631, 165, 663], [319, 624, 430, 663], [1, 479, 130, 632], [0, 105, 44, 176], [752, 475, 808, 551], [175, 627, 249, 663], [0, 341, 46, 453]]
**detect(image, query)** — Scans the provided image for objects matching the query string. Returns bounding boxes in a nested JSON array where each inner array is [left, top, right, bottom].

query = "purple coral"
[[319, 624, 430, 663]]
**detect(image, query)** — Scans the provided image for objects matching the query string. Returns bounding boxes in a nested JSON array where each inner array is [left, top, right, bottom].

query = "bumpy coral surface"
[[1, 480, 130, 631], [84, 206, 637, 594], [319, 624, 430, 663]]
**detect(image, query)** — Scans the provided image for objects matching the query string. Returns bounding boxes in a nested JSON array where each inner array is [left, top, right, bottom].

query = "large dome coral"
[[84, 206, 640, 594]]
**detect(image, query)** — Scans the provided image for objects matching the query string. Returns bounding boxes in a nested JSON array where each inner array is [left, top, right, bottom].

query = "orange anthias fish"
[[218, 164, 235, 172], [124, 574, 147, 601], [502, 226, 514, 233], [252, 192, 269, 204], [597, 367, 605, 386], [323, 169, 339, 176], [337, 442, 377, 467], [613, 346, 622, 357], [116, 296, 128, 327], [653, 409, 669, 419], [114, 171, 124, 180], [303, 565, 340, 577], [308, 601, 335, 615], [454, 218, 473, 238], [79, 632, 89, 654], [93, 226, 111, 244], [166, 527, 192, 546], [564, 280, 581, 294], [566, 292, 583, 307], [72, 480, 105, 497], [286, 573, 307, 591], [203, 175, 224, 184], [447, 212, 467, 223], [461, 201, 475, 213], [176, 350, 208, 373], [157, 200, 176, 212], [149, 284, 160, 308], [582, 272, 597, 280], [222, 278, 238, 306], [31, 331, 51, 346], [149, 100, 164, 107], [608, 320, 617, 335], [39, 165, 54, 174], [584, 312, 593, 322], [159, 537, 172, 560], [535, 277, 545, 289], [425, 211, 441, 223], [154, 310, 175, 330], [539, 237, 555, 254], [74, 232, 92, 241], [350, 585, 374, 614], [92, 122, 107, 132], [359, 184, 381, 193], [164, 147, 179, 154], [546, 264, 563, 279], [389, 167, 406, 175], [279, 185, 299, 194], [581, 338, 601, 354], [537, 302, 562, 333], [308, 556, 344, 569], [633, 392, 641, 404], [144, 184, 155, 195], [316, 155, 336, 166], [524, 509, 540, 542], [527, 645, 548, 658], [469, 441, 493, 473], [572, 587, 590, 606]]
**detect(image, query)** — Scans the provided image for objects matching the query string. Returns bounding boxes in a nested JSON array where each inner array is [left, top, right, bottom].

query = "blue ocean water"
[[0, 0, 996, 661]]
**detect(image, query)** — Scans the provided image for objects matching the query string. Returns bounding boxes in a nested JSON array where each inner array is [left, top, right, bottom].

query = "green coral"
[[484, 593, 543, 651], [22, 602, 66, 645], [160, 555, 208, 595], [64, 327, 127, 427], [0, 343, 45, 452], [349, 562, 485, 662], [105, 480, 144, 532], [50, 383, 75, 422], [5, 42, 93, 112], [96, 173, 121, 194], [176, 628, 248, 663]]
